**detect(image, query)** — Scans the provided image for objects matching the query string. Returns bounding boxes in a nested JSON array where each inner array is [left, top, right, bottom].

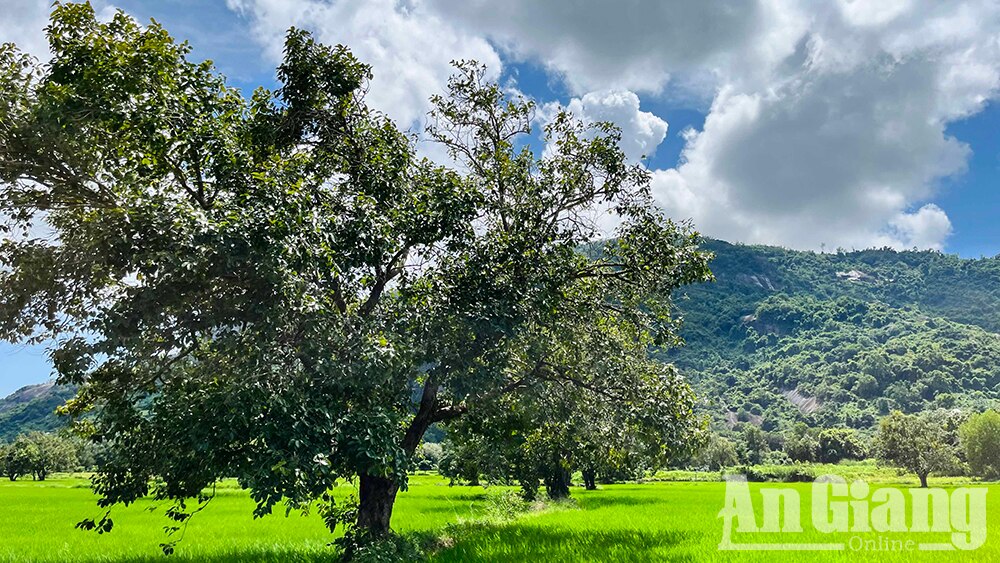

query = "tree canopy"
[[874, 411, 958, 487], [959, 410, 1000, 480], [0, 3, 711, 548]]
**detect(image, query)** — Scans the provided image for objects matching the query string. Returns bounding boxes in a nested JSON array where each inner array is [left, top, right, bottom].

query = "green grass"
[[652, 459, 982, 484], [1, 473, 998, 561], [0, 473, 484, 562]]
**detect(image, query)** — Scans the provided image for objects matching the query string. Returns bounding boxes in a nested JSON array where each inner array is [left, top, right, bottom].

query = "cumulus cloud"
[[650, 54, 974, 250], [9, 0, 999, 251], [0, 1, 117, 60], [428, 0, 765, 96], [423, 0, 1000, 250], [540, 90, 669, 163], [885, 205, 953, 251], [0, 1, 53, 58], [226, 0, 501, 129]]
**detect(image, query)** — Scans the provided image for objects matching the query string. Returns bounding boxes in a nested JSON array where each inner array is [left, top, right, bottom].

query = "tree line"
[[0, 431, 102, 481], [692, 408, 1000, 487]]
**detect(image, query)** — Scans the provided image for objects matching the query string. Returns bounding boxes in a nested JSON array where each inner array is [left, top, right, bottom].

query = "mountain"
[[1, 240, 998, 440], [0, 383, 76, 441], [666, 239, 1000, 432]]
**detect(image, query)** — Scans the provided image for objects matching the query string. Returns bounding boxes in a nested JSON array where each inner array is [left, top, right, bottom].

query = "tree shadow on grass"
[[575, 495, 663, 509], [431, 522, 697, 563], [77, 546, 342, 563]]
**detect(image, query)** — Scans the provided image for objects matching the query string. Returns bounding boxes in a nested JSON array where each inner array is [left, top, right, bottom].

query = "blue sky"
[[1, 0, 1000, 395]]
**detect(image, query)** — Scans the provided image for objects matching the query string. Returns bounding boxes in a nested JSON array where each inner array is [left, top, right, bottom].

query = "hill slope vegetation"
[[665, 239, 1000, 431], [2, 240, 999, 439]]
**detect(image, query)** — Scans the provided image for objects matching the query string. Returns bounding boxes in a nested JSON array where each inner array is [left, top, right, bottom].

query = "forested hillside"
[[667, 239, 1000, 432], [0, 383, 75, 441], [3, 240, 1000, 440]]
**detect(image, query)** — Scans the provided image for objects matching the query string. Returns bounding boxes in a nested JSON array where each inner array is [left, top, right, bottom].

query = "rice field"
[[0, 472, 996, 562]]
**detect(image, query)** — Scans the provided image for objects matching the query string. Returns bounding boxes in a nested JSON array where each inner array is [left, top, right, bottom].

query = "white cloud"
[[540, 90, 668, 163], [883, 204, 953, 251], [0, 1, 50, 58], [8, 0, 999, 251], [426, 0, 1000, 250], [428, 0, 765, 97], [226, 0, 501, 129]]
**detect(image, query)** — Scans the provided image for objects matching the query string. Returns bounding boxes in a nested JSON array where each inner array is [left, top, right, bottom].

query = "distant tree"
[[438, 436, 491, 487], [817, 428, 865, 463], [784, 423, 819, 462], [875, 411, 957, 487], [739, 425, 769, 465], [414, 443, 443, 472], [0, 443, 30, 481], [443, 319, 704, 501], [12, 432, 77, 481], [0, 3, 711, 545], [695, 433, 739, 471], [959, 410, 1000, 480]]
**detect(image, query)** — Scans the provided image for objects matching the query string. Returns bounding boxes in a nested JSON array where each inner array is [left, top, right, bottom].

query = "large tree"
[[875, 411, 957, 488], [0, 3, 711, 548]]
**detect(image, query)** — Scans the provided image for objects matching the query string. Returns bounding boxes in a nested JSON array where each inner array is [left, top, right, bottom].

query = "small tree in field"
[[875, 411, 957, 487], [695, 433, 739, 471], [18, 432, 78, 481], [1, 432, 77, 481], [0, 443, 29, 481], [783, 423, 819, 463], [738, 425, 769, 465], [959, 410, 1000, 480], [442, 307, 704, 499], [816, 428, 865, 463], [0, 3, 711, 550]]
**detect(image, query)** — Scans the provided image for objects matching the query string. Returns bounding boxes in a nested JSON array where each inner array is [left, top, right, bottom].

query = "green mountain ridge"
[[0, 382, 76, 441], [2, 239, 1000, 440], [668, 239, 1000, 432]]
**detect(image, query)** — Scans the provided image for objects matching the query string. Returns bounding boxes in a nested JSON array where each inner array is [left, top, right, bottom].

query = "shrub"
[[960, 410, 1000, 480]]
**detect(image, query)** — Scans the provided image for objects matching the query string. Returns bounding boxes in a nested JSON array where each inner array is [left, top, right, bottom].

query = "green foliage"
[[0, 441, 29, 481], [783, 423, 819, 462], [343, 532, 424, 563], [483, 489, 531, 521], [0, 4, 710, 539], [737, 425, 769, 465], [439, 312, 706, 500], [415, 443, 444, 472], [692, 433, 739, 471], [729, 464, 815, 483], [665, 239, 1000, 432], [959, 410, 1000, 480], [874, 410, 958, 487], [437, 435, 490, 487], [816, 428, 866, 463], [2, 431, 78, 481]]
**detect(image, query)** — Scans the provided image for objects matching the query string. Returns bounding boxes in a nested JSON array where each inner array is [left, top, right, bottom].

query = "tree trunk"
[[353, 375, 451, 537], [352, 374, 468, 539], [918, 472, 928, 488], [582, 468, 597, 491], [356, 474, 399, 536], [519, 476, 539, 501], [544, 465, 572, 500]]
